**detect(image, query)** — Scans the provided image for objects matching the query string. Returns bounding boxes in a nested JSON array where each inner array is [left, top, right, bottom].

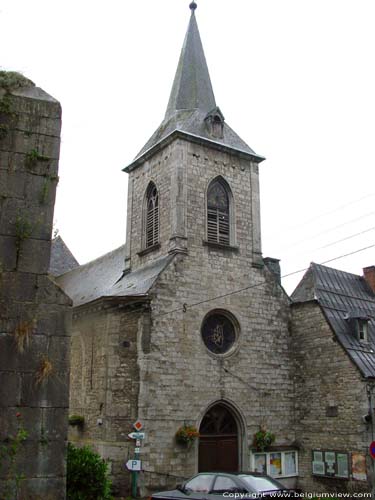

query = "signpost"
[[128, 432, 145, 440], [127, 419, 145, 497], [126, 459, 142, 472]]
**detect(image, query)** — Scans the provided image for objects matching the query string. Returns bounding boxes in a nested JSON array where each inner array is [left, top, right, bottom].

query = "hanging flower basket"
[[253, 428, 275, 451], [175, 425, 200, 445]]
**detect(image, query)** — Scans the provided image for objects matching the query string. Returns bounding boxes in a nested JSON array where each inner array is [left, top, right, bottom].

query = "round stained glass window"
[[201, 311, 237, 355]]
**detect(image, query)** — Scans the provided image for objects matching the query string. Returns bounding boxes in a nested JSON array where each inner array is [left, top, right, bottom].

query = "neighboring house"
[[291, 263, 375, 494], [54, 3, 297, 497]]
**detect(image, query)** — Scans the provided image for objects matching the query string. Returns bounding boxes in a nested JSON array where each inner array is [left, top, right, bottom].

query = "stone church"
[[53, 2, 374, 497]]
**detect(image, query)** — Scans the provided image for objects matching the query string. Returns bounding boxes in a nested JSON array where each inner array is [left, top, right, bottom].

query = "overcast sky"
[[1, 0, 374, 293]]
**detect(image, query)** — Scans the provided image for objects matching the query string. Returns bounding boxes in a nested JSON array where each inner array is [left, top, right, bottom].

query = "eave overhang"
[[123, 130, 266, 173]]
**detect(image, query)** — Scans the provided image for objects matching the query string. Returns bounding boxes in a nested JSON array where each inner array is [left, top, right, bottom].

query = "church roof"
[[125, 4, 264, 171], [56, 245, 173, 308], [49, 236, 79, 277], [292, 262, 375, 378]]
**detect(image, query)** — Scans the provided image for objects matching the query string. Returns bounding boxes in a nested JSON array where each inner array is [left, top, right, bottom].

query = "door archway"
[[198, 403, 239, 472]]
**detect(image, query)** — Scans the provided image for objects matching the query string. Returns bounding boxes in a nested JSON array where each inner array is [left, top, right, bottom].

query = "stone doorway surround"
[[198, 401, 246, 472]]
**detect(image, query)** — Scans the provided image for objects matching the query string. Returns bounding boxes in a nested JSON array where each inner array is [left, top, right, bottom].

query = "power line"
[[317, 226, 375, 250], [268, 194, 375, 241], [279, 224, 375, 261], [154, 243, 375, 318], [270, 210, 375, 253]]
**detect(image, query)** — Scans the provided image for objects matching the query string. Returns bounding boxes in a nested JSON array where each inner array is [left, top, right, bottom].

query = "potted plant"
[[253, 427, 275, 451], [68, 415, 85, 427], [175, 425, 200, 446]]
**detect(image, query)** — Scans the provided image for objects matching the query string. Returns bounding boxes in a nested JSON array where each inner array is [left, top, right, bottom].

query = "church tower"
[[120, 1, 294, 490], [123, 1, 264, 273]]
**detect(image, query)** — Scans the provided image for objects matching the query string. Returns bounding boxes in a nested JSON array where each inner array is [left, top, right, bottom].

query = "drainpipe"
[[366, 382, 375, 499]]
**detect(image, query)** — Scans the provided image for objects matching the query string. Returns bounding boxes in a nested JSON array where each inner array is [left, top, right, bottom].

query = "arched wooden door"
[[198, 403, 239, 472]]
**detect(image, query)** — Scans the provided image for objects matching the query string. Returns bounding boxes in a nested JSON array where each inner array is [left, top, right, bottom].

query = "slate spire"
[[126, 2, 264, 170], [165, 2, 216, 119]]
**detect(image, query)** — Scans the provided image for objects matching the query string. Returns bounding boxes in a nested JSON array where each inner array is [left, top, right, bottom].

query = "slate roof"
[[292, 262, 375, 378], [49, 236, 79, 277], [56, 245, 174, 308], [126, 6, 264, 170]]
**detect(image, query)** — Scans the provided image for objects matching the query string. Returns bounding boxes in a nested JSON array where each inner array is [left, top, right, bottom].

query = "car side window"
[[212, 476, 240, 494], [185, 474, 214, 493]]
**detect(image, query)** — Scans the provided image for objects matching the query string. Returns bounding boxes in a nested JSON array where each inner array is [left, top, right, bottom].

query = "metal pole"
[[131, 448, 140, 498], [366, 383, 375, 500]]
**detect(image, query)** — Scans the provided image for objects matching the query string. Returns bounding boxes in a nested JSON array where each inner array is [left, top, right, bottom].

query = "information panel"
[[312, 450, 349, 479]]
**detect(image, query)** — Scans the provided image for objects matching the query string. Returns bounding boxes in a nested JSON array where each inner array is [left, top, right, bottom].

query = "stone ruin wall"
[[0, 77, 71, 500]]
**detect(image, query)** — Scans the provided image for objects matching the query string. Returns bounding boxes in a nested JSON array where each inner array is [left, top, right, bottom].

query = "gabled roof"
[[292, 262, 375, 378], [56, 245, 174, 308], [49, 236, 79, 277], [125, 5, 264, 171]]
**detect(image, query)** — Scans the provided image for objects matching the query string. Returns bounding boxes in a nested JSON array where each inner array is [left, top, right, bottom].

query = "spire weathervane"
[[189, 2, 197, 11]]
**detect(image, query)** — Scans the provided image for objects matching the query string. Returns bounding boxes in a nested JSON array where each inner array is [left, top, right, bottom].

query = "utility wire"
[[317, 226, 375, 250], [268, 193, 375, 241], [278, 225, 375, 261], [154, 243, 375, 318], [270, 210, 375, 253]]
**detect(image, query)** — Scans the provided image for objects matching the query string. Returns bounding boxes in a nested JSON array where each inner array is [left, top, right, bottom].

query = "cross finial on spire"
[[189, 2, 197, 12]]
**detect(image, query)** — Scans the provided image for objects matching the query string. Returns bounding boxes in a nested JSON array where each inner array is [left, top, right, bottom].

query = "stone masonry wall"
[[69, 303, 144, 497], [126, 138, 263, 272], [129, 139, 295, 494], [0, 81, 72, 499], [291, 301, 371, 494]]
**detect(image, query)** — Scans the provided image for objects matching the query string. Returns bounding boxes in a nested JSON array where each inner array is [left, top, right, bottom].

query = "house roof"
[[56, 245, 174, 308], [292, 262, 375, 378], [49, 236, 79, 277], [125, 4, 264, 171]]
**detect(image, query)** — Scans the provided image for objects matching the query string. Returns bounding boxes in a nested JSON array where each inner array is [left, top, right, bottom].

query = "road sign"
[[128, 432, 145, 440], [133, 420, 144, 431], [126, 459, 142, 471], [135, 447, 140, 454], [370, 441, 375, 459], [136, 439, 141, 447]]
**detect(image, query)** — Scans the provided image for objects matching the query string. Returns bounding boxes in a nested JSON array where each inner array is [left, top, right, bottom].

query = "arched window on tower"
[[145, 182, 159, 248], [207, 178, 231, 245]]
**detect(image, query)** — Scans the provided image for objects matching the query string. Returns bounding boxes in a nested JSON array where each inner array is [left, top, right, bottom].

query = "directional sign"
[[133, 420, 144, 431], [126, 459, 142, 471], [128, 432, 145, 440], [370, 441, 375, 459]]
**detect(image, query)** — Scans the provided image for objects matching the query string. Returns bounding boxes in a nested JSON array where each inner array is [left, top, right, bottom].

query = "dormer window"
[[358, 319, 368, 342], [344, 310, 370, 343], [205, 107, 225, 139]]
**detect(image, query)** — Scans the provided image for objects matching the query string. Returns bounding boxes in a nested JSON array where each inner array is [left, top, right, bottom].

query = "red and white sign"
[[133, 420, 144, 431]]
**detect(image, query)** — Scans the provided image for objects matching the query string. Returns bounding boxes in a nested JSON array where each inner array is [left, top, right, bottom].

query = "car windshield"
[[239, 475, 281, 493]]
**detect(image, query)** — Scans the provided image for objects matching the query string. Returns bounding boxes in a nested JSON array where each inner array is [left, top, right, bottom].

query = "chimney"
[[363, 266, 375, 294], [264, 257, 281, 285]]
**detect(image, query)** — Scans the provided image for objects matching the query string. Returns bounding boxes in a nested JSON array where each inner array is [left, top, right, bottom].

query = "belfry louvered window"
[[207, 179, 230, 245], [145, 183, 159, 248]]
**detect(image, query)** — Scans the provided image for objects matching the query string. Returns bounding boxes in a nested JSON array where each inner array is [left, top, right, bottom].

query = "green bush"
[[67, 443, 113, 500]]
